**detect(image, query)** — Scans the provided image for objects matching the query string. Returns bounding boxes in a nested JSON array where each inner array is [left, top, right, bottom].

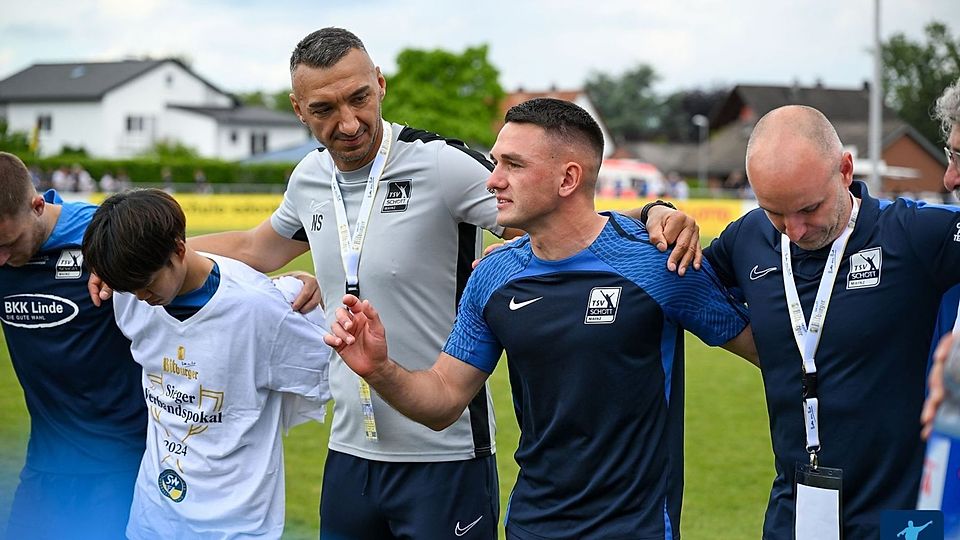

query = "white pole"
[[692, 114, 709, 186], [869, 0, 883, 195]]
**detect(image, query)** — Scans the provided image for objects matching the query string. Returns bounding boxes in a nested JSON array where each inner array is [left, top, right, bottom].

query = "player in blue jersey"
[[647, 105, 960, 539], [0, 152, 146, 539], [325, 98, 756, 540]]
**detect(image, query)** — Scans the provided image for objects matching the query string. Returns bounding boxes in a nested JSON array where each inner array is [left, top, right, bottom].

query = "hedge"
[[5, 151, 296, 185]]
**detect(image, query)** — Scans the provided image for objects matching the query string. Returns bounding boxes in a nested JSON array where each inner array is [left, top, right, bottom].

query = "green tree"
[[382, 45, 504, 147], [882, 21, 960, 144], [585, 64, 664, 142], [237, 89, 293, 112], [0, 119, 31, 153]]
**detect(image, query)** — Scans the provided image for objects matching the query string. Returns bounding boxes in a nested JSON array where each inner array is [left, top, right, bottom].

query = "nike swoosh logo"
[[455, 515, 483, 536], [309, 200, 330, 212], [508, 297, 543, 310], [749, 265, 778, 280]]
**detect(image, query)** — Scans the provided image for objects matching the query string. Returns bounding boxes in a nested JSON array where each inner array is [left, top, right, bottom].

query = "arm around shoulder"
[[189, 219, 307, 273]]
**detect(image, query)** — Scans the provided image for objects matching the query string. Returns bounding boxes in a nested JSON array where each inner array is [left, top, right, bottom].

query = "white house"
[[0, 58, 308, 160], [497, 88, 616, 158]]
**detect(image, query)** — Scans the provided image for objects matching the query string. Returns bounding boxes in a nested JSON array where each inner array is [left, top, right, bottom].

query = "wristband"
[[639, 200, 677, 225]]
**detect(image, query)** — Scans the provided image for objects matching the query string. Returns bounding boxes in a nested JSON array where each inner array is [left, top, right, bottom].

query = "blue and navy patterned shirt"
[[444, 212, 748, 540]]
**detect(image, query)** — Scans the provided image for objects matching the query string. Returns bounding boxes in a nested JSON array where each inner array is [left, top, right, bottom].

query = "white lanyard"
[[781, 194, 860, 458], [329, 120, 392, 297]]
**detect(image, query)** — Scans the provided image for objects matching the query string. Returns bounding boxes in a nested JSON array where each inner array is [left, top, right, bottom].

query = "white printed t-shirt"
[[113, 254, 330, 539]]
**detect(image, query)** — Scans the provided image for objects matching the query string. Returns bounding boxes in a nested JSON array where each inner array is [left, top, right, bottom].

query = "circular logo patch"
[[158, 469, 187, 502]]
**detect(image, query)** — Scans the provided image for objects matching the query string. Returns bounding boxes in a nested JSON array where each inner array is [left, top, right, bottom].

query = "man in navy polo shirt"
[[699, 105, 960, 539]]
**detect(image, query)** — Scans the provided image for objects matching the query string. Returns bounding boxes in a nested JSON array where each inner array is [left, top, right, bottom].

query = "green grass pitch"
[[0, 242, 774, 539]]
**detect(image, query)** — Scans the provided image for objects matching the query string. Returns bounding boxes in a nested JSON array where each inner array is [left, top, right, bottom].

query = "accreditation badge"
[[795, 462, 842, 540]]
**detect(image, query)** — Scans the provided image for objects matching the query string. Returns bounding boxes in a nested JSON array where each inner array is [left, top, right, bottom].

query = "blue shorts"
[[4, 466, 137, 540], [320, 450, 499, 540]]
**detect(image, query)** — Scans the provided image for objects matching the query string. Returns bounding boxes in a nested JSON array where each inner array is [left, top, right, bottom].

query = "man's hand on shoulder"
[[635, 204, 702, 276], [273, 270, 323, 313], [87, 273, 113, 307]]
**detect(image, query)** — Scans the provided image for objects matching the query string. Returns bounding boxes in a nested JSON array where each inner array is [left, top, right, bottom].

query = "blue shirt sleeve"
[[442, 258, 507, 374], [653, 258, 749, 346]]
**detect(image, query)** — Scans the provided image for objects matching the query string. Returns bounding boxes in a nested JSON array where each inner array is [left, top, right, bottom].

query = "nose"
[[486, 165, 506, 194], [338, 107, 360, 137], [783, 214, 807, 244]]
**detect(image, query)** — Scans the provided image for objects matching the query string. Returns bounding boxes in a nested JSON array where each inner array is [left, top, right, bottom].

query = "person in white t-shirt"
[[81, 188, 331, 540]]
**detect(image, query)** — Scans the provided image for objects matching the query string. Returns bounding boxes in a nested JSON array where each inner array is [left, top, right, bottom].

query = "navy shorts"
[[319, 450, 499, 540], [4, 466, 137, 540]]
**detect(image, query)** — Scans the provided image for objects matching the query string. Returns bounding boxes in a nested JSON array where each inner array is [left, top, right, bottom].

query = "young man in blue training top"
[[0, 151, 146, 539], [326, 98, 756, 540]]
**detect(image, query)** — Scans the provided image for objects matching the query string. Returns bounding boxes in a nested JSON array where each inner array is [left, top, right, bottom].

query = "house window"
[[230, 131, 238, 144], [126, 116, 146, 132], [37, 114, 52, 132], [250, 132, 268, 155], [166, 74, 174, 87]]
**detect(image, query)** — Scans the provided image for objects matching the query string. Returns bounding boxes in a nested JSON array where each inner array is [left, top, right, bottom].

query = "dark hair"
[[0, 152, 36, 217], [82, 189, 186, 292], [504, 98, 605, 164], [290, 27, 366, 73]]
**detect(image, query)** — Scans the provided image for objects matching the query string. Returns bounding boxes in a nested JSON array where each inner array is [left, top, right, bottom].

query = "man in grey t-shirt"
[[188, 28, 517, 539]]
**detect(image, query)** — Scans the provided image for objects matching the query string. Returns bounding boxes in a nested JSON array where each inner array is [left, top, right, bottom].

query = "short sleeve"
[[267, 308, 331, 401], [442, 268, 503, 374], [269, 188, 306, 240], [436, 143, 504, 237], [656, 259, 749, 346]]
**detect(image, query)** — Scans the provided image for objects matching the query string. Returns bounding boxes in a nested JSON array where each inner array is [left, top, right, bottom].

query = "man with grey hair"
[[919, 76, 960, 445], [685, 105, 960, 539], [936, 78, 960, 195]]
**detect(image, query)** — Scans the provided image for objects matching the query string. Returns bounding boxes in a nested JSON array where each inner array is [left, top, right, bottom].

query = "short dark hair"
[[82, 189, 186, 292], [290, 27, 366, 73], [0, 152, 36, 218], [504, 98, 605, 165]]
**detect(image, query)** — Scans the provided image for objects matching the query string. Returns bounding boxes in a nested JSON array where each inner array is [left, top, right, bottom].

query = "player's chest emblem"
[[584, 286, 621, 324], [55, 249, 83, 279], [847, 246, 882, 290], [381, 180, 412, 213]]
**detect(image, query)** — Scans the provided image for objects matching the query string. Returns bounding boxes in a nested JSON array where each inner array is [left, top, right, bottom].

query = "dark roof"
[[704, 119, 923, 175], [711, 83, 900, 129], [168, 105, 301, 127], [0, 59, 235, 104]]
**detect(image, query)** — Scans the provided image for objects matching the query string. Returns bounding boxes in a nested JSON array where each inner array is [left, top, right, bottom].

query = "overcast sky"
[[1, 0, 956, 96]]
